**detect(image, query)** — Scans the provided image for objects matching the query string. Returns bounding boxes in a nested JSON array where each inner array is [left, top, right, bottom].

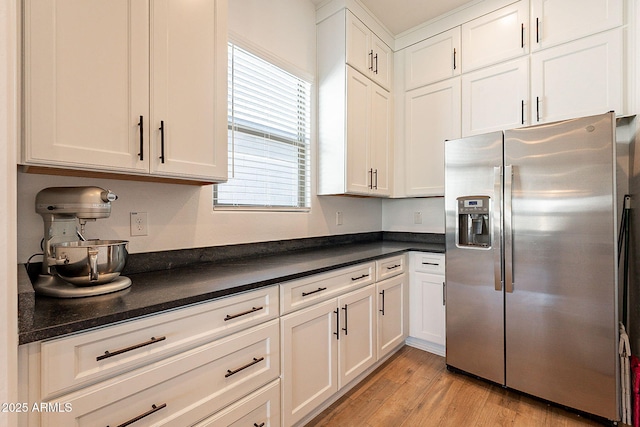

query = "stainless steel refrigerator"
[[444, 112, 619, 421]]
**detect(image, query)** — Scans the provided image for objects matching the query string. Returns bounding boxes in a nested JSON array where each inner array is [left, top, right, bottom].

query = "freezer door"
[[504, 112, 619, 420], [445, 131, 505, 384]]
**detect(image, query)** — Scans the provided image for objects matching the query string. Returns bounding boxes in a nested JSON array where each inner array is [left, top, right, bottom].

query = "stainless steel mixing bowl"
[[52, 240, 128, 286]]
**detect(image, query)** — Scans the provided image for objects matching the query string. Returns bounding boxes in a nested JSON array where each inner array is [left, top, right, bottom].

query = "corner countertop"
[[18, 240, 444, 345]]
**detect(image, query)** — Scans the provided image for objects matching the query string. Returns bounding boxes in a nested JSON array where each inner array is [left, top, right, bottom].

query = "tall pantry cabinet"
[[22, 0, 228, 183], [317, 9, 393, 197]]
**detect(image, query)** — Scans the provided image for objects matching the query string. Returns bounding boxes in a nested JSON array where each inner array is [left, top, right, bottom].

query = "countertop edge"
[[19, 243, 444, 345]]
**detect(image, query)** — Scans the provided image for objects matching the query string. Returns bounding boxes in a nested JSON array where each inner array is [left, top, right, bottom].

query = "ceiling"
[[312, 0, 477, 35]]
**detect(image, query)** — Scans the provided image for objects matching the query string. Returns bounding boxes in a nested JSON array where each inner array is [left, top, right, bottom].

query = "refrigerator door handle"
[[493, 166, 503, 291], [504, 165, 514, 293]]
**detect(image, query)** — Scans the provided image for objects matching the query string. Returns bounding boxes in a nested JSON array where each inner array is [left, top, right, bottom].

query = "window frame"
[[214, 38, 313, 212]]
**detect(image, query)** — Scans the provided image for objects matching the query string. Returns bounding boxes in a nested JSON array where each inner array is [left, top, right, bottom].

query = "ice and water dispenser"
[[457, 196, 491, 248]]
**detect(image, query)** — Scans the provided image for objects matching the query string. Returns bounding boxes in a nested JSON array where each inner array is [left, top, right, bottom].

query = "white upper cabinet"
[[404, 27, 460, 91], [531, 28, 623, 123], [404, 78, 461, 197], [150, 0, 228, 181], [462, 57, 530, 136], [23, 0, 150, 174], [318, 9, 393, 197], [461, 1, 529, 72], [531, 0, 623, 51], [23, 0, 228, 183], [346, 11, 392, 90]]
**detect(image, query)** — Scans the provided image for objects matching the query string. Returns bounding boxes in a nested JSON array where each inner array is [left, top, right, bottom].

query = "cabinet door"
[[531, 29, 623, 124], [370, 84, 392, 196], [377, 274, 408, 360], [338, 285, 377, 388], [404, 78, 461, 197], [531, 0, 623, 51], [404, 27, 460, 90], [346, 67, 372, 195], [151, 0, 227, 181], [281, 299, 338, 427], [462, 57, 529, 137], [346, 11, 372, 78], [461, 1, 528, 72], [409, 272, 446, 349], [370, 34, 392, 90], [23, 0, 149, 173]]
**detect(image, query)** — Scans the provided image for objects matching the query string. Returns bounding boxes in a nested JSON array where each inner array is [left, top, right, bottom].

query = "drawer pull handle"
[[109, 402, 167, 427], [351, 274, 369, 281], [422, 262, 439, 266], [254, 424, 265, 427], [224, 306, 264, 321], [225, 356, 265, 378], [302, 287, 327, 297], [386, 264, 401, 270], [97, 336, 166, 361]]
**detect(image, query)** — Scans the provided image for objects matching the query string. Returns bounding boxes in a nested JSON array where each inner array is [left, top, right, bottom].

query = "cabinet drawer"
[[41, 320, 280, 427], [280, 262, 374, 314], [194, 379, 280, 427], [411, 252, 445, 275], [40, 286, 278, 399], [376, 255, 406, 281]]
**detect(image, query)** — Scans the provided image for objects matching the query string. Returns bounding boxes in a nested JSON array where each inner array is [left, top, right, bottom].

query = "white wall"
[[16, 0, 385, 262], [1, 0, 18, 423], [382, 197, 444, 233]]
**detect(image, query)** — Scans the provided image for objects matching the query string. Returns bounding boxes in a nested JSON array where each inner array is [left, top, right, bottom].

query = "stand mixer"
[[33, 186, 132, 298]]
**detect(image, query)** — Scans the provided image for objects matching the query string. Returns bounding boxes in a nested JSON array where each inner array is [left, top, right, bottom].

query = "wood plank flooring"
[[307, 346, 615, 427]]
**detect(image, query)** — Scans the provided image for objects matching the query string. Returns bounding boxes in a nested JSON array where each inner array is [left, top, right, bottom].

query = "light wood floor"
[[308, 346, 614, 427]]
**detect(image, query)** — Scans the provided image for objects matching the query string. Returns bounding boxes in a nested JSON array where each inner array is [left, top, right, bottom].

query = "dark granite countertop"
[[18, 235, 444, 345]]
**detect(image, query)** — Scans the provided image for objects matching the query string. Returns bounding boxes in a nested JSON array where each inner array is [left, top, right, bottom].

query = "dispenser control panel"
[[457, 196, 491, 248]]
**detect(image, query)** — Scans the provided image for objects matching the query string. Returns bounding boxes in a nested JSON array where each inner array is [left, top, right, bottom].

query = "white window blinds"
[[215, 43, 311, 209]]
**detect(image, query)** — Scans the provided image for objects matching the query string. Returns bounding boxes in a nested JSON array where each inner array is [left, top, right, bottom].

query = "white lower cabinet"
[[281, 285, 376, 427], [377, 274, 409, 359], [407, 252, 446, 356], [41, 320, 279, 426], [194, 379, 280, 427]]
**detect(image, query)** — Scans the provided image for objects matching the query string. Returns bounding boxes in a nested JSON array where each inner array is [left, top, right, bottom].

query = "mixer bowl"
[[53, 240, 128, 286]]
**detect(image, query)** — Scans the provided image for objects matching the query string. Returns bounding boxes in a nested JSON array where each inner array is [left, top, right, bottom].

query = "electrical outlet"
[[414, 212, 422, 224], [130, 212, 148, 236], [336, 211, 343, 226]]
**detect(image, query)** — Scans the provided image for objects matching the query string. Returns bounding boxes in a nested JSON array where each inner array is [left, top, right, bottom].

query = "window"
[[214, 43, 311, 210]]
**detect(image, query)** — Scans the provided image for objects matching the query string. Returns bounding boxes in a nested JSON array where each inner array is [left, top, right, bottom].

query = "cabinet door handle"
[[341, 304, 349, 335], [443, 282, 446, 306], [536, 18, 540, 43], [159, 120, 165, 163], [225, 356, 265, 378], [138, 115, 144, 161], [302, 287, 327, 297], [110, 403, 167, 427], [97, 336, 166, 361], [254, 423, 265, 427], [374, 53, 378, 74], [536, 96, 540, 122], [369, 50, 374, 71], [453, 48, 457, 70], [224, 306, 264, 321], [373, 169, 378, 189], [379, 289, 385, 316], [334, 308, 340, 340], [521, 23, 524, 48], [521, 100, 525, 125], [368, 168, 373, 189], [351, 273, 369, 281]]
